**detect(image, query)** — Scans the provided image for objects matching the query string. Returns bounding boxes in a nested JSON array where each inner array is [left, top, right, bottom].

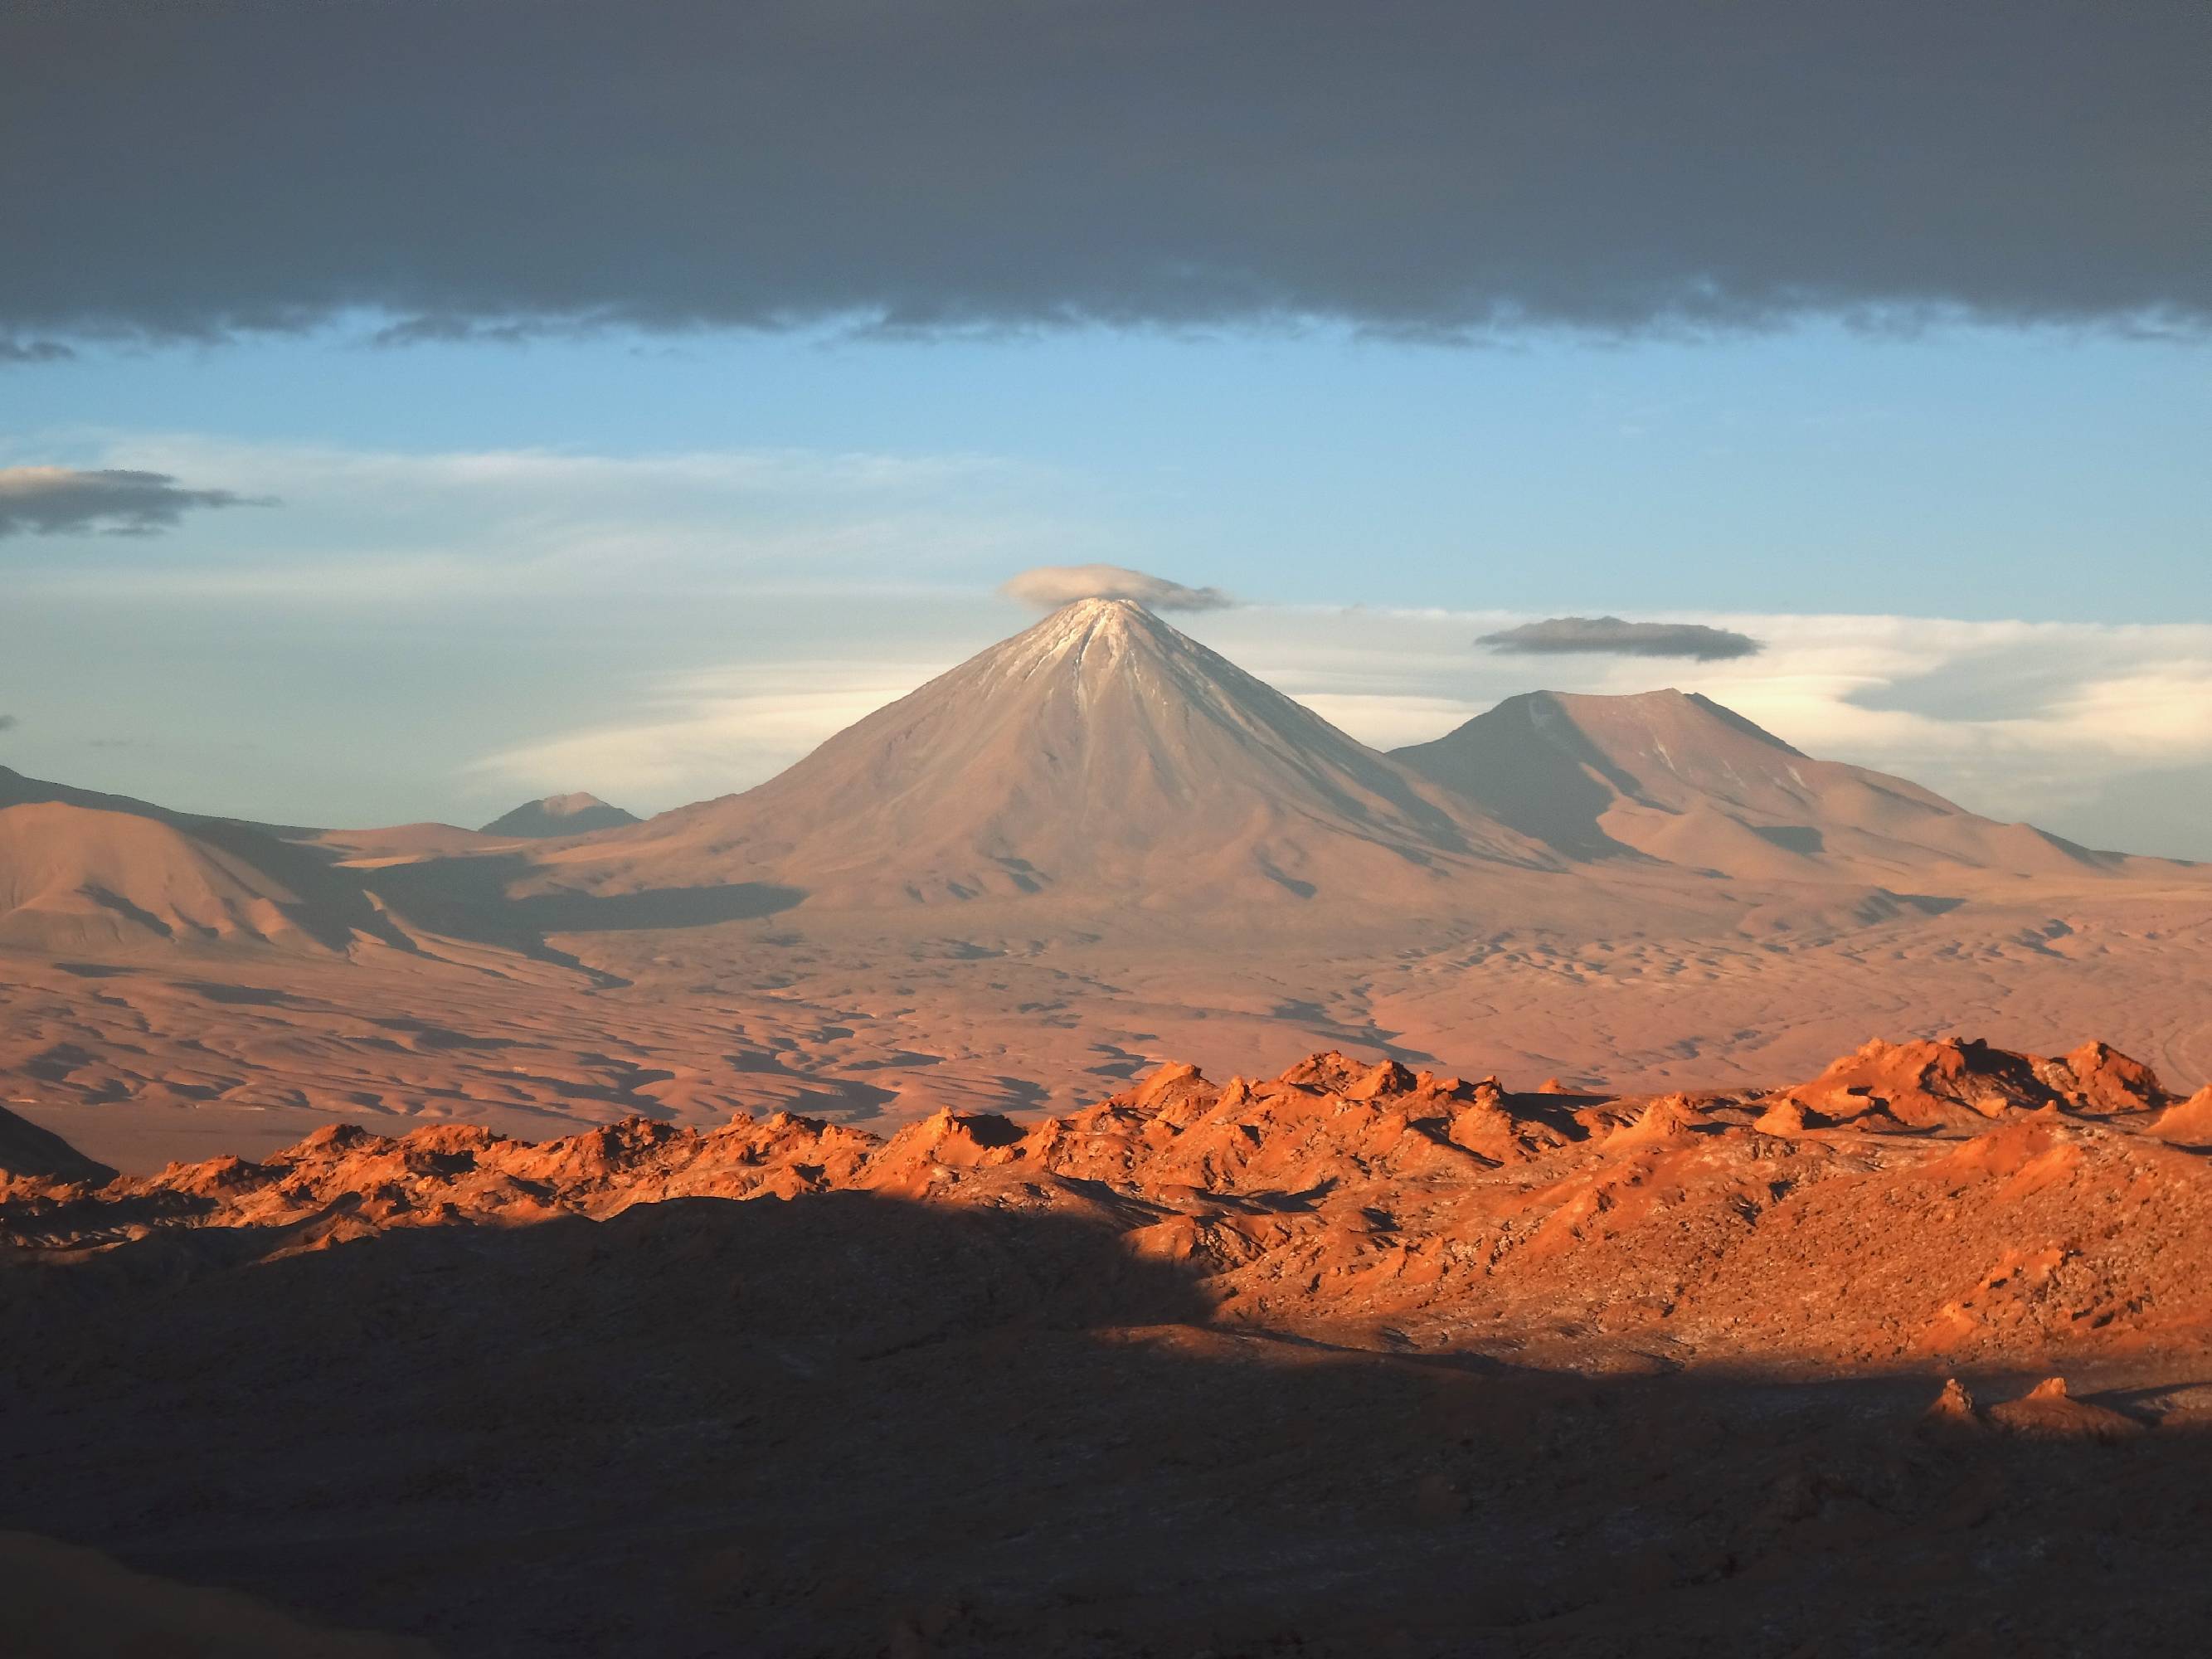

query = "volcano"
[[480, 792, 639, 839], [536, 598, 1553, 907], [1392, 688, 2130, 886]]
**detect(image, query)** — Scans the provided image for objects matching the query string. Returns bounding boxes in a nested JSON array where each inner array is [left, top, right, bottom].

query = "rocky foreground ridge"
[[12, 1035, 2212, 1655], [12, 1033, 2212, 1372]]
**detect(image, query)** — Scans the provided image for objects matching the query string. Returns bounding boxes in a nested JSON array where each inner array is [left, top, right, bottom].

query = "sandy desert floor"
[[5, 875, 2209, 1175]]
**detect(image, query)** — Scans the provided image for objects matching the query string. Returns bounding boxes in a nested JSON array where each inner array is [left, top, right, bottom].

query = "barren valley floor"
[[6, 881, 2209, 1174]]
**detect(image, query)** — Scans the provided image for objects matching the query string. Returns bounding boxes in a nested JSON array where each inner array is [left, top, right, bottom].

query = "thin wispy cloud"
[[468, 660, 955, 801], [999, 564, 1233, 613], [4, 2, 2202, 347], [0, 466, 268, 538], [0, 339, 71, 365], [1478, 616, 1763, 662], [9, 438, 1087, 601]]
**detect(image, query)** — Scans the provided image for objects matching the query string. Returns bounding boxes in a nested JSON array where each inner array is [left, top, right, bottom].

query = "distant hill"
[[479, 793, 640, 839], [0, 766, 409, 954]]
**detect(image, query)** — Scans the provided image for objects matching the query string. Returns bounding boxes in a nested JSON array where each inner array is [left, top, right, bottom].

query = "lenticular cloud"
[[999, 564, 1234, 614], [1478, 616, 1762, 662]]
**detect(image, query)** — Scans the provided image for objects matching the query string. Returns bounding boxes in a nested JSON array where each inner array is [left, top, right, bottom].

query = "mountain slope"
[[537, 598, 1553, 907], [0, 802, 332, 952], [1393, 689, 2137, 887], [480, 793, 639, 839], [0, 1101, 115, 1184], [0, 767, 410, 954]]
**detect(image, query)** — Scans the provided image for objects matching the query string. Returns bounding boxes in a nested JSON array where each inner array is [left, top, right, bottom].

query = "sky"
[[2, 1, 2207, 854]]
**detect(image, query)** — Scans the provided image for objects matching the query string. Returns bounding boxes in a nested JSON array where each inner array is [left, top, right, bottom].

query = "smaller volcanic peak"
[[1393, 687, 2130, 883], [479, 792, 640, 838]]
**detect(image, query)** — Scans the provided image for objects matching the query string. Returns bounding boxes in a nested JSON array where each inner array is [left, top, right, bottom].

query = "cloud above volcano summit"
[[1000, 564, 1234, 613]]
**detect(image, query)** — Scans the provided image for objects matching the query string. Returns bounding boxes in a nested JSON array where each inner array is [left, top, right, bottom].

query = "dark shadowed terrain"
[[9, 1041, 2212, 1655]]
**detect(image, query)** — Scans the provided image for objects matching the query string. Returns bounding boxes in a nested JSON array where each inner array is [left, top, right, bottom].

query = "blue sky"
[[10, 318, 2205, 620]]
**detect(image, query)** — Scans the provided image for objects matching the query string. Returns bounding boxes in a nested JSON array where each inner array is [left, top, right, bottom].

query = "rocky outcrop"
[[1786, 1034, 2173, 1129], [8, 1035, 2212, 1658], [10, 1035, 2212, 1371]]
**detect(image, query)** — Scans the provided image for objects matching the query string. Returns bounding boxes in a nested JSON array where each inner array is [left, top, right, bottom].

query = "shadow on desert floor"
[[7, 1193, 2212, 1657], [354, 852, 805, 974]]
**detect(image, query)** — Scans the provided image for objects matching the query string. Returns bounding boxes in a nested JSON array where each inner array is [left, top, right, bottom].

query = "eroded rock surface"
[[7, 1036, 2212, 1656]]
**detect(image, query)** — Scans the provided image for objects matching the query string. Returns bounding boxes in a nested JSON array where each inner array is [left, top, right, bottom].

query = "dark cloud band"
[[0, 340, 73, 365], [1, 1, 2203, 347], [1479, 617, 1764, 662], [0, 469, 266, 538]]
